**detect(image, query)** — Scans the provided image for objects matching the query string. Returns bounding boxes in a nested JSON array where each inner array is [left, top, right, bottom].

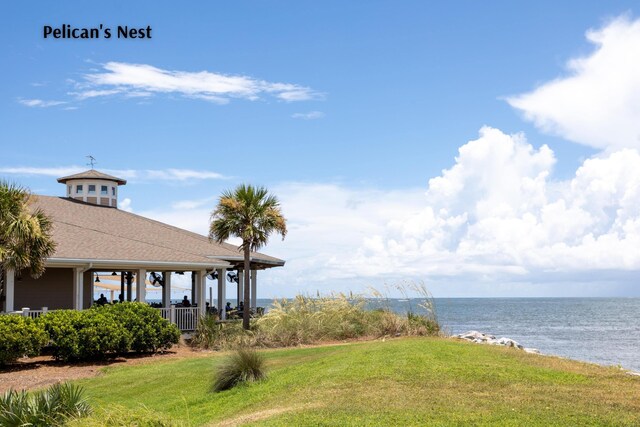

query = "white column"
[[163, 272, 172, 307], [73, 267, 84, 310], [237, 271, 244, 306], [197, 270, 207, 317], [4, 268, 15, 312], [90, 273, 96, 306], [136, 268, 146, 303], [217, 268, 226, 320], [251, 269, 257, 309]]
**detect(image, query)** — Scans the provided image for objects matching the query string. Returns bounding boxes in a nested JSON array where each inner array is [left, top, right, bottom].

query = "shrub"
[[213, 348, 267, 392], [0, 382, 91, 426], [106, 303, 180, 352], [38, 310, 82, 361], [38, 303, 178, 361], [39, 308, 131, 361], [192, 315, 251, 350], [0, 315, 48, 365]]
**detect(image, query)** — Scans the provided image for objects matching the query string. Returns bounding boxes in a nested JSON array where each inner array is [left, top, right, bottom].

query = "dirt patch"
[[0, 345, 211, 393], [213, 403, 322, 427]]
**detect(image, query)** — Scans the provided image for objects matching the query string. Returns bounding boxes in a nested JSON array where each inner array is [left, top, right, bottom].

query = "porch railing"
[[8, 307, 48, 319], [157, 306, 200, 331], [4, 306, 201, 332]]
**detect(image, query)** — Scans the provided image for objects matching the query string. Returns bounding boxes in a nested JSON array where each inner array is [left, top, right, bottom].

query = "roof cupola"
[[57, 169, 126, 208]]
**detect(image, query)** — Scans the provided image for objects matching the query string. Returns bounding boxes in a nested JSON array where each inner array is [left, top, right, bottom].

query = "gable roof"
[[57, 170, 127, 185], [30, 195, 285, 271]]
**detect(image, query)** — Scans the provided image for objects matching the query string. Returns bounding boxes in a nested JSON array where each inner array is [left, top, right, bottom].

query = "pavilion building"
[[0, 170, 284, 327]]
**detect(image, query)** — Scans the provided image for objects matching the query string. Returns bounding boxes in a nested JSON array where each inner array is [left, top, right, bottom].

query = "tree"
[[0, 181, 56, 304], [209, 184, 287, 329]]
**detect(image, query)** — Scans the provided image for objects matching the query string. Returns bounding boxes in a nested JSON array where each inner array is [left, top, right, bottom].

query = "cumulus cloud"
[[69, 62, 321, 104], [118, 198, 133, 212], [291, 111, 325, 120], [336, 127, 640, 282], [138, 127, 640, 295], [508, 16, 640, 150]]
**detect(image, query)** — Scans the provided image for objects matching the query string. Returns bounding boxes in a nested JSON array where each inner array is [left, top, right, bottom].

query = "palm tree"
[[209, 184, 287, 329], [0, 181, 56, 307]]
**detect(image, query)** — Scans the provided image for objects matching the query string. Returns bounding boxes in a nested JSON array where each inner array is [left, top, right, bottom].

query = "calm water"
[[157, 296, 640, 372], [394, 297, 640, 372]]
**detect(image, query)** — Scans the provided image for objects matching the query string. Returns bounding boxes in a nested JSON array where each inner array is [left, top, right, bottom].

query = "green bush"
[[213, 348, 267, 392], [0, 382, 91, 426], [39, 303, 178, 361], [39, 308, 130, 361], [0, 315, 48, 365], [106, 303, 180, 352]]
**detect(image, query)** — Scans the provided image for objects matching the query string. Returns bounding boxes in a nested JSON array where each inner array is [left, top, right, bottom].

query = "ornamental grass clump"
[[190, 281, 440, 350], [256, 293, 372, 346], [213, 348, 267, 392], [0, 383, 91, 426], [192, 314, 252, 350]]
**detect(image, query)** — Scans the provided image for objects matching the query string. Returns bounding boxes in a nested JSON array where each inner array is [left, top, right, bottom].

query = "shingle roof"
[[57, 170, 127, 185], [30, 195, 285, 270]]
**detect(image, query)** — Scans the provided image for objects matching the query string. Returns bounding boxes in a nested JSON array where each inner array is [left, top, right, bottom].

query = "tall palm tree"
[[0, 181, 56, 306], [209, 184, 287, 329]]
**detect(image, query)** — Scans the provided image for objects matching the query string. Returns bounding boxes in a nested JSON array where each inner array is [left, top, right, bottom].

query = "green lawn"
[[74, 338, 640, 426]]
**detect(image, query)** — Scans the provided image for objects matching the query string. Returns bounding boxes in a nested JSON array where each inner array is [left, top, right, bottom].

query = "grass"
[[73, 337, 640, 426], [213, 349, 267, 392], [192, 289, 440, 350]]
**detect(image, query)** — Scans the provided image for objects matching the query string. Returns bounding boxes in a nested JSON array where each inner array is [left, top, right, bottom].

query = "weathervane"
[[86, 155, 97, 169]]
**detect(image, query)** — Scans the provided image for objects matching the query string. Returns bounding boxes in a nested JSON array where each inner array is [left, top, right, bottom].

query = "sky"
[[2, 1, 640, 298]]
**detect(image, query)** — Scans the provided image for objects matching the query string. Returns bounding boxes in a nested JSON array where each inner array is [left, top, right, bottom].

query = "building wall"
[[65, 179, 119, 207], [14, 267, 93, 310]]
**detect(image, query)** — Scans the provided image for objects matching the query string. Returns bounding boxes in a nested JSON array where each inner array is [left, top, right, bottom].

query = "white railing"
[[4, 305, 200, 332], [156, 306, 200, 331], [7, 307, 49, 319]]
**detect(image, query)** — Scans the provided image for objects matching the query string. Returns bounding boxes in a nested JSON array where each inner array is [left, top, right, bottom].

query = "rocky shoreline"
[[454, 330, 640, 377], [454, 330, 540, 354]]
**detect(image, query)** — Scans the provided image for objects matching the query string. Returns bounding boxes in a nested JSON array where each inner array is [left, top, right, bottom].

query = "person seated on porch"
[[96, 294, 108, 305], [118, 293, 124, 303], [225, 302, 232, 312], [181, 296, 191, 307], [237, 301, 244, 311]]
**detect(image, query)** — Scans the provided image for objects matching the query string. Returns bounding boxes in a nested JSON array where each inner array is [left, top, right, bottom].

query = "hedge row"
[[0, 303, 180, 364]]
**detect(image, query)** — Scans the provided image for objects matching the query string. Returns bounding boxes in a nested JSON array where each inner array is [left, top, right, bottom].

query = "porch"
[[1, 264, 265, 332]]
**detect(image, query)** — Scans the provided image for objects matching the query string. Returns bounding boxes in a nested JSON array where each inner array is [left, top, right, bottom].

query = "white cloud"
[[508, 15, 640, 150], [134, 127, 640, 297], [145, 169, 228, 181], [291, 111, 325, 120], [0, 166, 85, 177], [0, 166, 228, 182], [18, 99, 66, 108], [71, 62, 321, 104], [118, 198, 133, 212]]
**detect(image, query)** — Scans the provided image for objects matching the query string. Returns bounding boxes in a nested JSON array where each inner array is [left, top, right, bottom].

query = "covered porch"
[[1, 258, 271, 331]]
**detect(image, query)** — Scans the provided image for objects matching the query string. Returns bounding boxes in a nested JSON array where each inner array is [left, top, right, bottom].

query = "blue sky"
[[3, 2, 640, 298]]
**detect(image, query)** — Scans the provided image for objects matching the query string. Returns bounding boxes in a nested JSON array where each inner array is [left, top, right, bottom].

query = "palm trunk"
[[242, 244, 251, 330]]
